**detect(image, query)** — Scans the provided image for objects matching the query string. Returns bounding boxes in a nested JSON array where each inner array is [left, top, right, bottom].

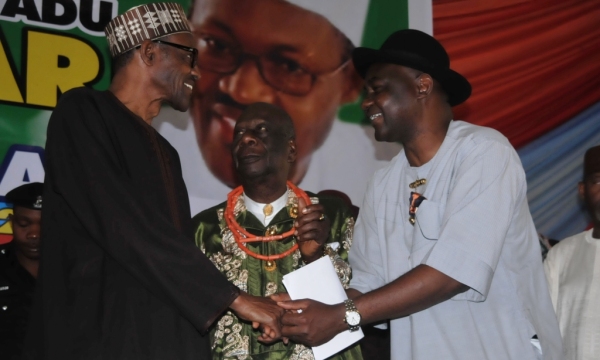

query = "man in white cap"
[[24, 3, 284, 359], [276, 29, 564, 360], [154, 0, 403, 214], [544, 144, 600, 360]]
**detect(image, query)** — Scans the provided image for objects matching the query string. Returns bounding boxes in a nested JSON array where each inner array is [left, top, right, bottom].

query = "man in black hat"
[[0, 182, 43, 360], [24, 3, 283, 360], [276, 29, 563, 359]]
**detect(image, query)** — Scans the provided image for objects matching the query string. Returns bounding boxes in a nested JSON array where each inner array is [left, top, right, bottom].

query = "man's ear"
[[139, 39, 158, 66], [288, 139, 297, 163], [579, 181, 586, 201], [416, 73, 434, 100], [341, 62, 364, 104]]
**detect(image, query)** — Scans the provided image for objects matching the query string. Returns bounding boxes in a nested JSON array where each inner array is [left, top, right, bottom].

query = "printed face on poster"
[[154, 0, 414, 214], [0, 0, 420, 241]]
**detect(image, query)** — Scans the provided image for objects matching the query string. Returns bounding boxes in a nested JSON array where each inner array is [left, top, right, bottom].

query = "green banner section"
[[338, 0, 409, 124], [0, 0, 189, 192]]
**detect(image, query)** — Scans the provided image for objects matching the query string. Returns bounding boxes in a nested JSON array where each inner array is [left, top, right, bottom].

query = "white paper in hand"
[[282, 256, 363, 360]]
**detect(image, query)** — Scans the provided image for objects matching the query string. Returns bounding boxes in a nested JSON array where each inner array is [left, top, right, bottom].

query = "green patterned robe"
[[192, 189, 363, 360]]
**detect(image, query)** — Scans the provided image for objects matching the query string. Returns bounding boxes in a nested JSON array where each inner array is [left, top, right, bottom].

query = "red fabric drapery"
[[433, 0, 600, 148]]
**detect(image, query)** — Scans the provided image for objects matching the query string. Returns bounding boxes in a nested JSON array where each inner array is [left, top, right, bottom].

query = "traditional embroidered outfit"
[[193, 190, 362, 360], [544, 229, 600, 360], [24, 5, 242, 357], [24, 88, 239, 359]]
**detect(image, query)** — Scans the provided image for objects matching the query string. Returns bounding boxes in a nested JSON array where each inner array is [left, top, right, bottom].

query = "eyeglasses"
[[195, 35, 350, 96], [153, 40, 198, 69]]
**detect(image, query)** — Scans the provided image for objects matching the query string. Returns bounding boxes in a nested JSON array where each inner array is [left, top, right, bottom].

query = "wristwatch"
[[343, 299, 361, 332]]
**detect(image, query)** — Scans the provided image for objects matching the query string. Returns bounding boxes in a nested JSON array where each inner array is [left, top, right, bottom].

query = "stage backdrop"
[[433, 0, 600, 240], [2, 0, 596, 243], [0, 0, 430, 243], [151, 0, 432, 215]]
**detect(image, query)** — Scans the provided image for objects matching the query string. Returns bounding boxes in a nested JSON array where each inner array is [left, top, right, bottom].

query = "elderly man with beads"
[[193, 102, 362, 360]]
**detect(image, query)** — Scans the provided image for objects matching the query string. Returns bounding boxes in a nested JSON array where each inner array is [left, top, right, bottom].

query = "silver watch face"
[[346, 311, 361, 326]]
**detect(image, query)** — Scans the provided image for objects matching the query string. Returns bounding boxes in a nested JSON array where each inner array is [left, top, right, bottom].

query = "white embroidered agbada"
[[544, 229, 600, 360]]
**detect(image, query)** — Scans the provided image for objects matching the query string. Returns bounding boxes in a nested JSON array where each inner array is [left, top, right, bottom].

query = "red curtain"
[[433, 0, 600, 148]]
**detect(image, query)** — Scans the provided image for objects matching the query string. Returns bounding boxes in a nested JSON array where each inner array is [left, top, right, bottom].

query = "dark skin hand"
[[295, 197, 330, 263], [229, 290, 285, 342], [254, 196, 330, 345], [277, 264, 469, 346]]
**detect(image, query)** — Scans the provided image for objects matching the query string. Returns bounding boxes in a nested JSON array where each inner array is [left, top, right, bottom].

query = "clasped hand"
[[233, 292, 345, 346]]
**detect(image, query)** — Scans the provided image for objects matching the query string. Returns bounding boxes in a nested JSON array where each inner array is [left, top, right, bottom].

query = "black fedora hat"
[[352, 29, 471, 106]]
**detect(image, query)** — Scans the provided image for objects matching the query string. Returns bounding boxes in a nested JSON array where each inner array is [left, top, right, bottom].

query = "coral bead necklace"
[[225, 181, 311, 261]]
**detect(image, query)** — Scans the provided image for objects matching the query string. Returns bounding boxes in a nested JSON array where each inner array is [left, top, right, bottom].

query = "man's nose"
[[27, 224, 41, 240], [240, 131, 259, 146], [233, 131, 258, 157], [191, 65, 200, 81], [219, 60, 276, 105], [361, 95, 374, 112]]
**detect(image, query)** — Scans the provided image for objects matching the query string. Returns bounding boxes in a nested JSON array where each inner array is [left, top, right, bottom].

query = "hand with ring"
[[294, 198, 330, 263]]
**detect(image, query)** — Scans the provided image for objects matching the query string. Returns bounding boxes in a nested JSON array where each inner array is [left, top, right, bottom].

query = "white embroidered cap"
[[104, 2, 191, 57], [286, 0, 370, 46]]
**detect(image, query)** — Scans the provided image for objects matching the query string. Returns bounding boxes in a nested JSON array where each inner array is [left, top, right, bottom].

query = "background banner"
[[3, 0, 596, 244], [1, 0, 425, 243], [153, 0, 425, 215], [433, 0, 600, 240]]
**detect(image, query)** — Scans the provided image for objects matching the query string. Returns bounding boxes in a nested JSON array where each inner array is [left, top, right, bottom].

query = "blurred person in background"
[[0, 182, 43, 360], [544, 144, 600, 360]]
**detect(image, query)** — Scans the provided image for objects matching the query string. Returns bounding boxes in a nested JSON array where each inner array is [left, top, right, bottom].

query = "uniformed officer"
[[0, 182, 43, 360]]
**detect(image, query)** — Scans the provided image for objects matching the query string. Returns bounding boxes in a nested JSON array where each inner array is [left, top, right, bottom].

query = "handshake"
[[228, 291, 350, 347]]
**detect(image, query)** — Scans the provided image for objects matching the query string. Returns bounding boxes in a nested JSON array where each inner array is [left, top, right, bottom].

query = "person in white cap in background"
[[23, 3, 284, 359], [153, 0, 403, 214], [544, 144, 600, 360]]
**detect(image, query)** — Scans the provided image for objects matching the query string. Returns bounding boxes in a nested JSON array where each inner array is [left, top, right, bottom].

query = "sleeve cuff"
[[423, 241, 493, 302]]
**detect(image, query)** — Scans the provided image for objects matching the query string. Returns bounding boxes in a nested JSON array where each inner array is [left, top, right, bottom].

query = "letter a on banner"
[[0, 145, 45, 199]]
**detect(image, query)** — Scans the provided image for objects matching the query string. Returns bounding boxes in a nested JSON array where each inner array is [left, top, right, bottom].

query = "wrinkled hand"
[[229, 291, 284, 343], [269, 293, 293, 344], [270, 292, 291, 303], [278, 299, 346, 347], [295, 198, 330, 263]]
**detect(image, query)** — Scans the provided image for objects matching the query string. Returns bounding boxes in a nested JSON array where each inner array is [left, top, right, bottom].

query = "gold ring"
[[318, 213, 326, 221]]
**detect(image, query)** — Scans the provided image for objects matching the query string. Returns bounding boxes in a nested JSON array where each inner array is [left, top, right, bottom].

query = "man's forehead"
[[365, 63, 419, 83], [12, 206, 42, 217], [192, 0, 344, 61], [584, 145, 600, 178], [166, 32, 195, 47], [364, 64, 397, 84], [236, 115, 283, 127], [236, 117, 267, 126]]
